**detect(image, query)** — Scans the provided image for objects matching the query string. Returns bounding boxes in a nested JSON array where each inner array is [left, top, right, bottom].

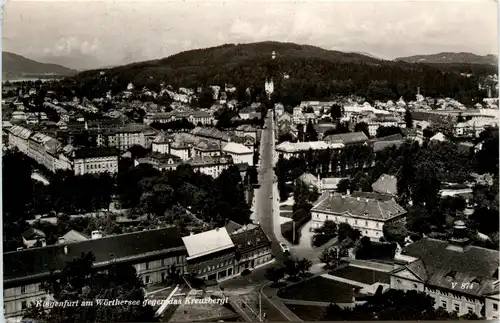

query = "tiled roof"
[[297, 172, 319, 186], [145, 110, 211, 120], [223, 142, 252, 154], [371, 133, 404, 142], [311, 191, 406, 221], [372, 174, 398, 195], [191, 127, 232, 141], [225, 221, 243, 235], [323, 132, 369, 145], [231, 226, 271, 254], [116, 123, 148, 133], [397, 237, 500, 297], [8, 125, 33, 140], [152, 131, 169, 144], [73, 147, 120, 159], [60, 230, 90, 243], [22, 228, 46, 240], [373, 140, 404, 152], [182, 227, 234, 260], [188, 155, 233, 167], [4, 227, 185, 286]]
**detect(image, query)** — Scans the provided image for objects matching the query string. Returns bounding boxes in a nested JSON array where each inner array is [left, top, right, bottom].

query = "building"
[[319, 177, 348, 192], [391, 221, 499, 320], [182, 227, 236, 282], [222, 142, 254, 166], [366, 117, 406, 137], [372, 174, 398, 196], [114, 123, 149, 151], [323, 131, 369, 145], [57, 230, 90, 244], [231, 226, 273, 275], [275, 141, 344, 160], [454, 118, 499, 138], [72, 147, 119, 176], [296, 172, 321, 191], [3, 227, 187, 320], [143, 111, 214, 126], [21, 229, 46, 249], [310, 191, 407, 240]]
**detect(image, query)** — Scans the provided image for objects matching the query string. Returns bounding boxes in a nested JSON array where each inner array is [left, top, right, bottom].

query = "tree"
[[330, 104, 343, 121], [383, 222, 408, 244], [318, 247, 346, 270], [197, 87, 215, 110], [264, 266, 285, 286], [297, 258, 313, 277], [283, 258, 300, 280], [337, 179, 351, 194], [404, 109, 413, 128], [305, 120, 318, 141], [24, 251, 157, 322], [354, 122, 370, 138], [376, 126, 402, 138]]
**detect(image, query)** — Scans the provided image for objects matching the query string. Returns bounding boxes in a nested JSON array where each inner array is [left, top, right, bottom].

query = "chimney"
[[91, 230, 103, 239], [64, 246, 68, 255], [347, 190, 351, 196], [58, 237, 65, 244], [357, 197, 360, 201], [365, 199, 369, 203], [190, 231, 194, 236]]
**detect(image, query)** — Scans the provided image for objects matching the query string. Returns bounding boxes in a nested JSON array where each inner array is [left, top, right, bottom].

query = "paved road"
[[255, 111, 286, 264]]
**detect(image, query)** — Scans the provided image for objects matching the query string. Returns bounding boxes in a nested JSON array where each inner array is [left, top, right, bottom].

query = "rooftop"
[[372, 174, 398, 195], [4, 227, 185, 286], [73, 147, 120, 159], [396, 237, 500, 297], [323, 131, 369, 145], [223, 142, 253, 154], [182, 227, 235, 261], [276, 141, 344, 153], [231, 226, 271, 254], [311, 191, 406, 221]]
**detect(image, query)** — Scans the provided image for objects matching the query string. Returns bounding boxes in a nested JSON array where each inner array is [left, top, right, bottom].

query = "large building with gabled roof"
[[391, 221, 499, 320]]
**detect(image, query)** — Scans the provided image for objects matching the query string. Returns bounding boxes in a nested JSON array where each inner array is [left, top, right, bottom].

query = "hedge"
[[281, 208, 311, 244]]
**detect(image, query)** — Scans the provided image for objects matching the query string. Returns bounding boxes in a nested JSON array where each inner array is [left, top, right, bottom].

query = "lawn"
[[285, 304, 326, 321], [277, 276, 355, 303], [329, 266, 390, 285]]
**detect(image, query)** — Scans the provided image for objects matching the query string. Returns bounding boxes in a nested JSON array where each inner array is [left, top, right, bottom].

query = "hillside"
[[395, 52, 498, 65], [2, 52, 76, 80], [73, 41, 492, 105]]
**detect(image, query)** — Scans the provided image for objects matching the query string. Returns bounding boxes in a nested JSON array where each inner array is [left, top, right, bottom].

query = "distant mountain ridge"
[[395, 52, 498, 65], [2, 52, 76, 80]]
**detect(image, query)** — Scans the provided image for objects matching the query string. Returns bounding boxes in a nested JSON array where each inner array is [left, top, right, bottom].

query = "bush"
[[312, 233, 336, 247], [356, 241, 397, 260]]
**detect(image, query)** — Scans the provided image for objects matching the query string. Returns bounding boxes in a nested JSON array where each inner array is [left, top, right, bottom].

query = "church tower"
[[265, 51, 276, 99]]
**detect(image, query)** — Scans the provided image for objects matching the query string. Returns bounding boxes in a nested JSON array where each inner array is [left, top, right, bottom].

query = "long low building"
[[3, 227, 187, 320], [7, 125, 120, 175], [310, 191, 407, 241], [275, 141, 344, 159]]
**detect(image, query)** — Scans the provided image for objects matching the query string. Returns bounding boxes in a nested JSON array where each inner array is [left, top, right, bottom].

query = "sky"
[[2, 0, 499, 70]]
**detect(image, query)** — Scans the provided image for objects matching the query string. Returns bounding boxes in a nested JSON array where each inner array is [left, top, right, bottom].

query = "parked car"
[[279, 242, 290, 255]]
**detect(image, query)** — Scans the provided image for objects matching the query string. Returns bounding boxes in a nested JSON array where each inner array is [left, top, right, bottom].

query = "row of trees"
[[322, 289, 481, 320]]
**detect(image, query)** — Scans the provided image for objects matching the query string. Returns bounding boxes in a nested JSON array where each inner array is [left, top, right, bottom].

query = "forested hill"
[[72, 42, 495, 105], [395, 52, 498, 65], [2, 52, 76, 79]]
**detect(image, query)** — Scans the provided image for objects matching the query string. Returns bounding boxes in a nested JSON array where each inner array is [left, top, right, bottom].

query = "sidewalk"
[[262, 286, 303, 321]]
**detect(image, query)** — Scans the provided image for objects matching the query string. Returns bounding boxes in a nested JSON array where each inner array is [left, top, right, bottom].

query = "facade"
[[275, 141, 344, 160], [182, 228, 236, 282], [222, 142, 254, 166], [231, 226, 273, 275], [391, 221, 499, 320], [366, 117, 406, 137], [72, 147, 119, 176], [143, 111, 214, 125], [310, 191, 407, 240], [3, 227, 187, 320]]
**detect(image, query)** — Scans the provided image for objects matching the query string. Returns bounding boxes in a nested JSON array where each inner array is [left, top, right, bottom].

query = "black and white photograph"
[[1, 0, 499, 322]]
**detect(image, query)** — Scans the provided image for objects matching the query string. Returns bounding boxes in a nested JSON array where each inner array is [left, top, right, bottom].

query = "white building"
[[72, 147, 119, 176], [366, 117, 406, 137], [275, 141, 344, 160], [222, 142, 253, 166], [310, 191, 407, 241]]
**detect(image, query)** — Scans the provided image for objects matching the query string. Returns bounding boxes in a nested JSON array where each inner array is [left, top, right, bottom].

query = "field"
[[277, 276, 355, 303], [329, 266, 390, 285]]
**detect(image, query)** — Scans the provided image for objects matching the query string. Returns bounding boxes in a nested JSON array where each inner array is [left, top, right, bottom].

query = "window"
[[21, 286, 26, 294], [145, 276, 151, 284], [441, 300, 447, 308], [22, 301, 27, 309], [413, 284, 418, 289], [454, 303, 460, 312], [493, 303, 498, 311], [467, 306, 474, 313], [145, 262, 149, 270], [365, 221, 368, 226]]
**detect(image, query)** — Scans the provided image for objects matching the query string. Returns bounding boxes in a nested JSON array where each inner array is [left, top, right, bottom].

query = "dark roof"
[[324, 131, 369, 145], [399, 237, 500, 297], [73, 147, 120, 159], [372, 140, 404, 152], [22, 228, 46, 240], [4, 227, 185, 286], [235, 163, 249, 172], [225, 221, 243, 235], [371, 133, 404, 142], [231, 226, 271, 254]]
